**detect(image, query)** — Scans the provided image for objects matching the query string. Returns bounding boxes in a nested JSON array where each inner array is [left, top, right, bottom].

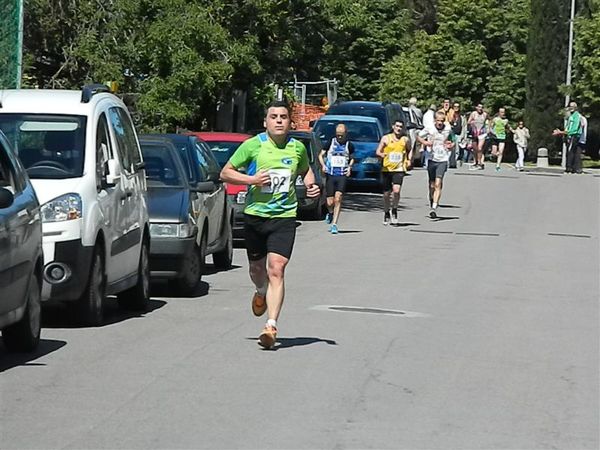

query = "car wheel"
[[117, 238, 150, 311], [213, 222, 233, 270], [173, 233, 206, 296], [76, 247, 106, 326], [2, 272, 42, 352]]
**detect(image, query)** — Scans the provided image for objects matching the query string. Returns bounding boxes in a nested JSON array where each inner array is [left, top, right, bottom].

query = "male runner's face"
[[392, 122, 403, 136], [265, 106, 291, 138], [518, 121, 524, 128], [336, 127, 347, 143], [499, 108, 506, 118], [476, 104, 483, 113], [435, 118, 445, 130]]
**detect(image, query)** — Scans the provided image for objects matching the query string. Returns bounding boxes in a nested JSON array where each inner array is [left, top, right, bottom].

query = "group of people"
[[218, 97, 589, 350], [417, 100, 531, 172]]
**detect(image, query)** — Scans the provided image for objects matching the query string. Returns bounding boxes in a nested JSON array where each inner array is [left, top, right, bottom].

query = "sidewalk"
[[524, 165, 600, 176]]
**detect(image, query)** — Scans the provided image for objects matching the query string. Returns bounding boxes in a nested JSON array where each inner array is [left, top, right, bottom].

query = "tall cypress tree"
[[525, 0, 569, 157]]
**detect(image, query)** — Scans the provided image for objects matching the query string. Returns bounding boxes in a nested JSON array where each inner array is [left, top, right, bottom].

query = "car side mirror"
[[207, 172, 220, 183], [134, 161, 145, 172], [192, 181, 215, 193], [0, 187, 14, 209], [105, 159, 121, 186]]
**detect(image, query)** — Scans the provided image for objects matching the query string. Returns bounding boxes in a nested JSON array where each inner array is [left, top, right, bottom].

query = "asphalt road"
[[2, 165, 598, 450]]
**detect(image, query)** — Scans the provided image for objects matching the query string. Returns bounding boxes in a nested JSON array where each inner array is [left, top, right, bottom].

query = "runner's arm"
[[298, 165, 320, 198], [318, 149, 327, 173], [375, 136, 387, 158], [220, 162, 270, 186]]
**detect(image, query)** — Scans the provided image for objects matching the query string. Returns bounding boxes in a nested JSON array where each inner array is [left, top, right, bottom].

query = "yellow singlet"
[[382, 134, 407, 172]]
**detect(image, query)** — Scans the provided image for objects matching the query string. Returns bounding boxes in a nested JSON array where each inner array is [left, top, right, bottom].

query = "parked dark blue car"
[[139, 135, 233, 296], [312, 115, 385, 186]]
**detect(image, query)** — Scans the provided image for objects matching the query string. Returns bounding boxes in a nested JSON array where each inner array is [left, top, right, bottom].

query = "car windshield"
[[140, 143, 185, 188], [0, 114, 86, 179], [204, 141, 243, 168], [313, 120, 380, 144], [289, 134, 317, 163], [327, 104, 386, 127]]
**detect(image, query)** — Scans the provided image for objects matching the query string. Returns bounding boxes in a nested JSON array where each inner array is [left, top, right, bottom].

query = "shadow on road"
[[430, 216, 459, 222], [0, 338, 67, 373], [203, 264, 242, 276], [274, 337, 337, 350], [342, 192, 406, 212], [439, 204, 461, 209], [42, 298, 167, 329], [336, 230, 362, 234], [151, 281, 210, 299], [391, 222, 419, 228]]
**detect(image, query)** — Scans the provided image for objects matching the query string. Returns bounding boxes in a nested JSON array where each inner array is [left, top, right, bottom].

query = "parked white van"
[[0, 85, 150, 326]]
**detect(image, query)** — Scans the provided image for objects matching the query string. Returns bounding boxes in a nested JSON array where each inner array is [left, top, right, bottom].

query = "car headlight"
[[361, 157, 380, 165], [41, 193, 82, 223], [150, 223, 194, 238]]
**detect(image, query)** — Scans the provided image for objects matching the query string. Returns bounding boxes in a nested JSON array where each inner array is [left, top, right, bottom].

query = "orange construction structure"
[[291, 103, 327, 131]]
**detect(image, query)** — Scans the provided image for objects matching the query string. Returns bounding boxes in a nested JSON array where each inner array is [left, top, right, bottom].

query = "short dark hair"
[[264, 100, 291, 116]]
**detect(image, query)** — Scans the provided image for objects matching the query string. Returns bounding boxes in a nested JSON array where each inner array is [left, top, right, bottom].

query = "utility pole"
[[562, 0, 576, 169], [16, 0, 24, 88]]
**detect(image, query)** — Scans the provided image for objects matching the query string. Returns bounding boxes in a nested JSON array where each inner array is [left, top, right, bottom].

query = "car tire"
[[173, 233, 206, 296], [213, 222, 233, 270], [117, 237, 150, 311], [76, 247, 106, 326], [2, 272, 42, 352]]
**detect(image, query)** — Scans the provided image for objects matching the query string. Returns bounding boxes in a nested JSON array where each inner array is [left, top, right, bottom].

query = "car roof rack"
[[81, 84, 111, 103]]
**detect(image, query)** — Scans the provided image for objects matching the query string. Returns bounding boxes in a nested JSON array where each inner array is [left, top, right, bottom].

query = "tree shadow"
[[341, 192, 410, 212], [41, 298, 167, 329], [0, 338, 67, 373], [246, 336, 338, 350], [203, 263, 243, 276], [151, 280, 210, 299]]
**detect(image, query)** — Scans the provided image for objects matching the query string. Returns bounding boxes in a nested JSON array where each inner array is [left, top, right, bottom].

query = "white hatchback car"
[[0, 85, 150, 326]]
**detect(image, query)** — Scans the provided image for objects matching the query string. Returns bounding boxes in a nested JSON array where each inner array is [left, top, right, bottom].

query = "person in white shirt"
[[421, 103, 437, 168], [512, 121, 530, 171], [417, 111, 455, 219]]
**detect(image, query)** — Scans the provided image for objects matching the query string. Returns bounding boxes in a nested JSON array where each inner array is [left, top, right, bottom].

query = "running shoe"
[[469, 164, 479, 171], [479, 164, 485, 170], [325, 212, 333, 224], [391, 209, 398, 225], [495, 165, 501, 172], [429, 209, 437, 219], [383, 211, 391, 225], [258, 325, 277, 349], [330, 224, 339, 234], [251, 292, 267, 317]]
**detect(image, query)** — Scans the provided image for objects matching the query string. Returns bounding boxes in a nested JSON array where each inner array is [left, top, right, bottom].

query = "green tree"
[[525, 0, 569, 156]]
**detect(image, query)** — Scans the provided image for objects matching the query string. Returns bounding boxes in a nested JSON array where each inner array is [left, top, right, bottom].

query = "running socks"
[[267, 319, 277, 328]]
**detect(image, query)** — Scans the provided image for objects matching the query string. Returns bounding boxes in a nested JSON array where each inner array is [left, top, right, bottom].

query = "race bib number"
[[261, 169, 291, 194], [330, 155, 347, 168], [388, 152, 403, 163]]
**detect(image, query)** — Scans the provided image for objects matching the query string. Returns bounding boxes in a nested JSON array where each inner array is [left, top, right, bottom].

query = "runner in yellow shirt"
[[375, 120, 412, 225]]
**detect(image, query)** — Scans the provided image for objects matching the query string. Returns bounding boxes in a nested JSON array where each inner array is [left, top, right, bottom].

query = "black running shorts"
[[427, 161, 448, 182], [381, 171, 405, 191], [244, 214, 297, 261], [325, 175, 347, 197]]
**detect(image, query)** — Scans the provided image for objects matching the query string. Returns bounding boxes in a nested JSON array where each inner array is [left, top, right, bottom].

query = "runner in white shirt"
[[417, 111, 455, 219]]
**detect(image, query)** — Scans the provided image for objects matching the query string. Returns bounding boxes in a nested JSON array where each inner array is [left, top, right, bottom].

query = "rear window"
[[139, 143, 185, 188], [0, 114, 87, 179], [313, 120, 381, 144], [327, 104, 387, 127], [204, 141, 242, 168]]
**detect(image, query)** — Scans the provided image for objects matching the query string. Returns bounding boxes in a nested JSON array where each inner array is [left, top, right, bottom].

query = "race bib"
[[330, 155, 347, 168], [261, 169, 291, 194], [388, 152, 403, 163]]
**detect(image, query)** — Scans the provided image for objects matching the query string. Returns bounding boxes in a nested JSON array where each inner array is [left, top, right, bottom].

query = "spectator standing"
[[553, 101, 583, 174], [513, 121, 530, 171]]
